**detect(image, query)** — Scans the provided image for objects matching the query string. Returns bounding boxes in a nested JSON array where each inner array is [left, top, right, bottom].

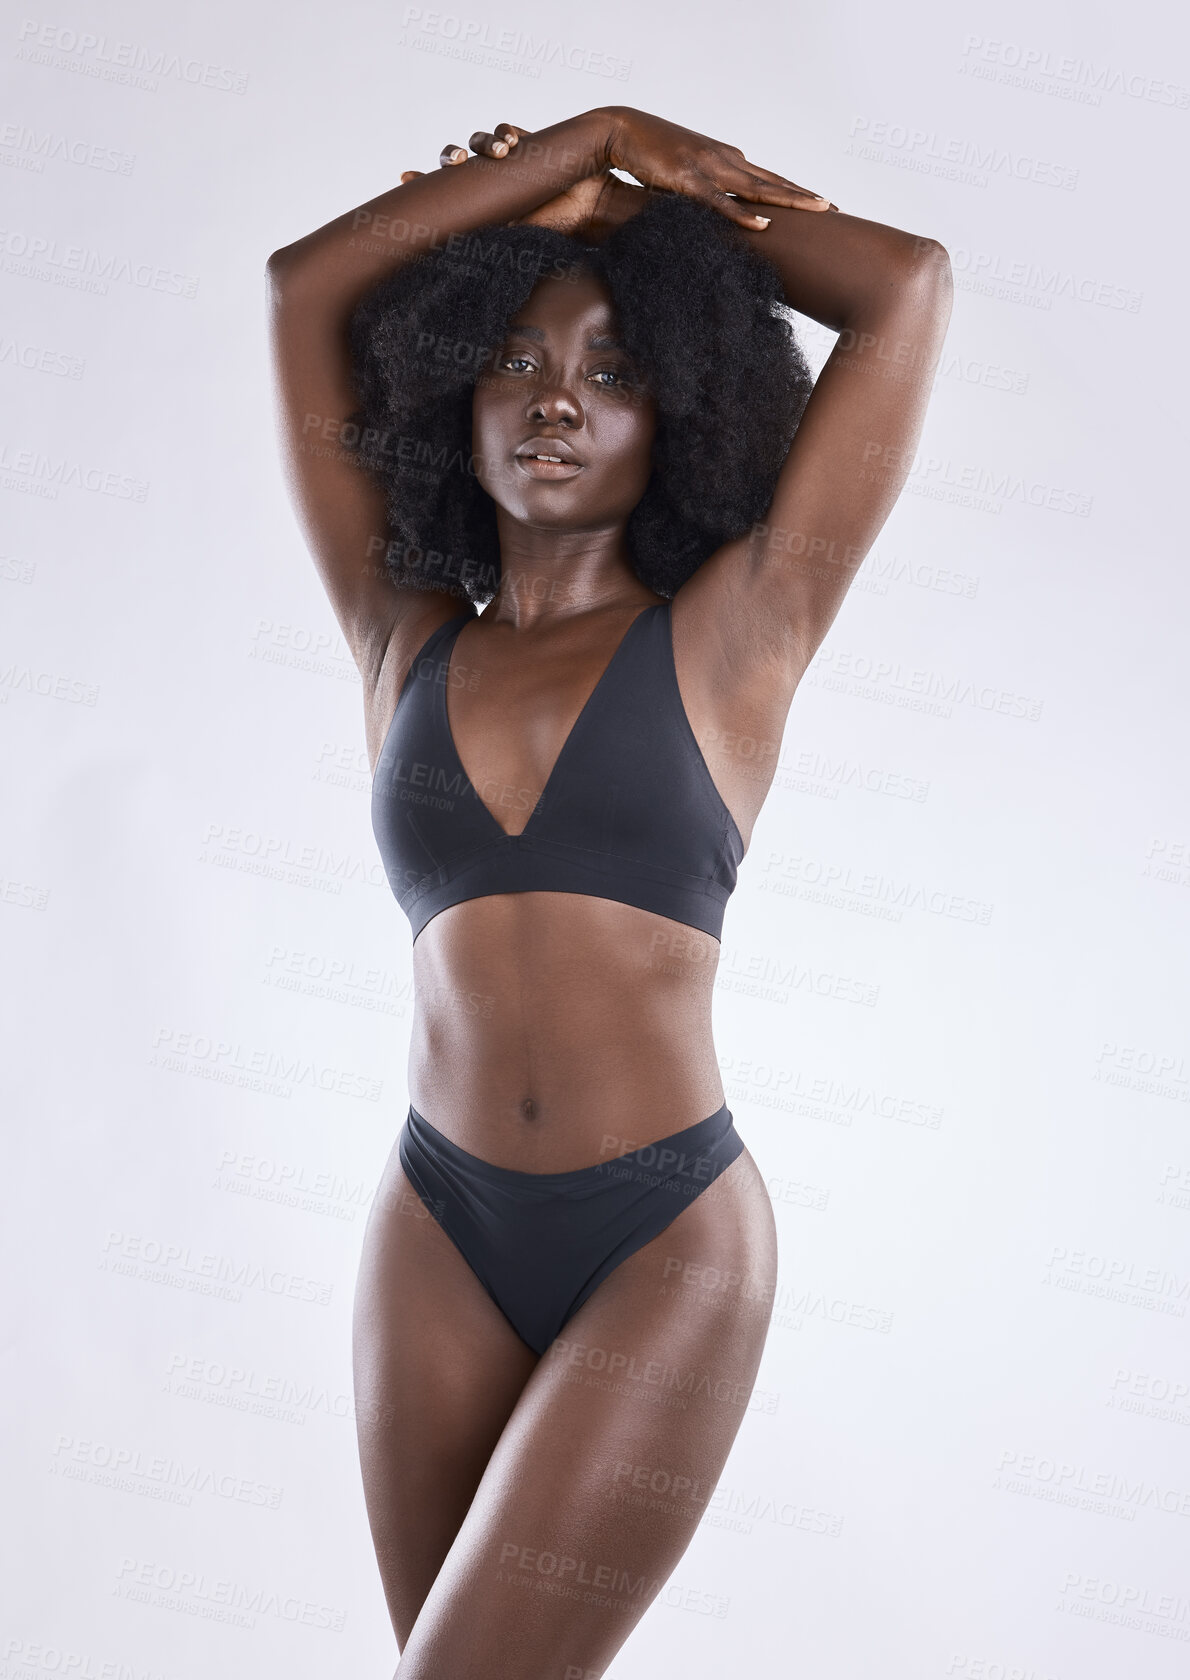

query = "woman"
[[267, 106, 952, 1677]]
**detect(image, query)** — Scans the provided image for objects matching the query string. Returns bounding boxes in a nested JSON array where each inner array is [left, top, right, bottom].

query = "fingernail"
[[754, 215, 771, 227], [492, 141, 508, 156], [451, 147, 466, 162], [813, 193, 829, 202]]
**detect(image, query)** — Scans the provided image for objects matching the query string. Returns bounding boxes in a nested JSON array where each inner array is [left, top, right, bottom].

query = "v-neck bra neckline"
[[438, 601, 664, 842]]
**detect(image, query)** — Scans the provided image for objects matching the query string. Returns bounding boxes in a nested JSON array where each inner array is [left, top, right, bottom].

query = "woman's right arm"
[[265, 109, 616, 688]]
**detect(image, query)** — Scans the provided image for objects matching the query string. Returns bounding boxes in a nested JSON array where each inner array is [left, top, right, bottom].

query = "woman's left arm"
[[700, 203, 953, 681]]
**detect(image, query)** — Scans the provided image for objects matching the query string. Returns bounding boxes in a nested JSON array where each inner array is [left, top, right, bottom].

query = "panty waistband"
[[404, 1100, 737, 1194]]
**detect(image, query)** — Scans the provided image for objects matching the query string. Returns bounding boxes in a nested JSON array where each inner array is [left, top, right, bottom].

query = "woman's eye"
[[494, 359, 633, 386]]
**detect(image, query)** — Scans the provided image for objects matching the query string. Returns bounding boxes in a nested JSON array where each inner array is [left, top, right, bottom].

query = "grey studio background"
[[3, 0, 1188, 1675]]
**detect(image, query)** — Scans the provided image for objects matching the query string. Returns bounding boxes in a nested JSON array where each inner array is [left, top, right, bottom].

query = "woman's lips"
[[513, 453, 584, 480]]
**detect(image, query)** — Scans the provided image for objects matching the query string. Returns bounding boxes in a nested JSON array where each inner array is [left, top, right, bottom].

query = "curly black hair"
[[345, 192, 814, 606]]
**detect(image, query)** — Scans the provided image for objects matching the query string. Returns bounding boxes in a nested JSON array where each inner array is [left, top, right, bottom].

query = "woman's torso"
[[367, 589, 795, 1171]]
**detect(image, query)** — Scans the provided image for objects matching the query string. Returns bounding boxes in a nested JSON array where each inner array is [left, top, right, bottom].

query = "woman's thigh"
[[353, 1139, 540, 1647], [394, 1144, 778, 1680]]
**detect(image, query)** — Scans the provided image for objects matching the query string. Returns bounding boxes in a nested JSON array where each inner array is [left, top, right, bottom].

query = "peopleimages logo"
[[398, 8, 632, 80], [848, 115, 1079, 190], [0, 227, 198, 297], [806, 646, 1045, 723], [958, 33, 1190, 109], [949, 246, 1141, 313], [0, 121, 136, 174], [15, 19, 250, 94], [0, 441, 147, 500]]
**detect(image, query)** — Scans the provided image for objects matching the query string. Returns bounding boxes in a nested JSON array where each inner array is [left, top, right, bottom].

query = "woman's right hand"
[[407, 112, 836, 231], [404, 125, 649, 242], [600, 107, 832, 228]]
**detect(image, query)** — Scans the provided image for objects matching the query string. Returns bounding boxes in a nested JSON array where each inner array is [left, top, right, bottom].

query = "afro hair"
[[345, 191, 814, 605]]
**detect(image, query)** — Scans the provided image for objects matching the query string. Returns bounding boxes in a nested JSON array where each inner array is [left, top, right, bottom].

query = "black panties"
[[397, 1102, 744, 1356]]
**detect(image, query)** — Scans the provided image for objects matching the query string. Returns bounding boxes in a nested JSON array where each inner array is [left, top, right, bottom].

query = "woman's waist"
[[406, 1014, 726, 1173], [404, 895, 727, 1169]]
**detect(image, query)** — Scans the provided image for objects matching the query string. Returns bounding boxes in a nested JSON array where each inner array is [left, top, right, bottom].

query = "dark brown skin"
[[268, 107, 952, 1676], [471, 270, 658, 544]]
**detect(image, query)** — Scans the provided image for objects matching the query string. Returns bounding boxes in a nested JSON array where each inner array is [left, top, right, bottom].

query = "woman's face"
[[471, 269, 656, 531]]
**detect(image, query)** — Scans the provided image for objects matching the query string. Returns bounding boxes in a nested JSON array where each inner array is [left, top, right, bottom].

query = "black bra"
[[371, 602, 744, 943]]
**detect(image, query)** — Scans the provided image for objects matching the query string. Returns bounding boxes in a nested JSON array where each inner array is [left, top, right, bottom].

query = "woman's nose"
[[526, 381, 581, 426]]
